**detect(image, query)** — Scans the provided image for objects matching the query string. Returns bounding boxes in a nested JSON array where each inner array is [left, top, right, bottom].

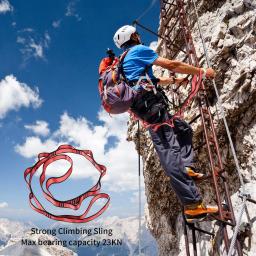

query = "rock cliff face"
[[127, 0, 256, 255]]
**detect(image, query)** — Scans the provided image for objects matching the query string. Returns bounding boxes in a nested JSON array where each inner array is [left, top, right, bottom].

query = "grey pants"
[[131, 91, 202, 205], [149, 117, 202, 205]]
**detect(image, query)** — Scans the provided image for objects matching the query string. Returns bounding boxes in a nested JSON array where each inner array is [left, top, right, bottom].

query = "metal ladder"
[[158, 0, 242, 255]]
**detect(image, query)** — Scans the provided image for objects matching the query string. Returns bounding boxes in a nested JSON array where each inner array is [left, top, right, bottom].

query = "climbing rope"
[[190, 1, 247, 255], [137, 121, 142, 255], [24, 144, 110, 223], [134, 2, 158, 253]]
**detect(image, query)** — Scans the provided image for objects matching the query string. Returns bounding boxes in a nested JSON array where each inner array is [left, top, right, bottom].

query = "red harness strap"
[[24, 145, 110, 223], [129, 73, 202, 132]]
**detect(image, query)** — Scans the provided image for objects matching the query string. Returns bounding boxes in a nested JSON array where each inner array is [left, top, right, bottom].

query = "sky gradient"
[[0, 0, 160, 224]]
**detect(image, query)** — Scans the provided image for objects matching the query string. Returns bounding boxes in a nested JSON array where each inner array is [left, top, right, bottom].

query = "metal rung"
[[166, 42, 187, 54], [187, 224, 215, 237], [211, 215, 235, 227], [162, 5, 179, 28], [166, 27, 182, 45], [189, 114, 201, 125], [164, 4, 174, 16], [162, 0, 175, 5], [173, 73, 192, 92], [163, 0, 176, 6], [181, 53, 189, 63], [166, 16, 180, 36], [247, 198, 256, 204]]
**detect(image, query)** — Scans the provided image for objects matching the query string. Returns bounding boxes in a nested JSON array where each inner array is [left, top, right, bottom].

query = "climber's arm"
[[153, 57, 216, 78], [157, 76, 175, 85], [157, 76, 188, 86]]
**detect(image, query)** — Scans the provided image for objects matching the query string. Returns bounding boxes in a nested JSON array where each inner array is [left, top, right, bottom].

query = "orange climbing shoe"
[[186, 167, 205, 181], [184, 202, 219, 223]]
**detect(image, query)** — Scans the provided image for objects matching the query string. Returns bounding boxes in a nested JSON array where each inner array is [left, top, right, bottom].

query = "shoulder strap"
[[119, 49, 156, 87], [118, 50, 132, 85]]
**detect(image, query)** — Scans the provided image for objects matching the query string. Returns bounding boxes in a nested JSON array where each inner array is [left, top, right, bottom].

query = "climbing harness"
[[129, 72, 202, 132], [24, 144, 110, 223]]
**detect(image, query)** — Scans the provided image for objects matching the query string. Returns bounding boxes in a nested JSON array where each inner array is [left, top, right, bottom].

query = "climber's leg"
[[132, 97, 218, 221], [173, 118, 205, 180], [148, 123, 202, 205], [173, 118, 194, 167]]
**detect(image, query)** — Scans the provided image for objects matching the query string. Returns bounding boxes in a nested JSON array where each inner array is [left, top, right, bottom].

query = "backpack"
[[98, 51, 138, 114]]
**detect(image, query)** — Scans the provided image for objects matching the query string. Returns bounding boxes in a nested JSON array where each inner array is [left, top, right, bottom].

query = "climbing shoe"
[[186, 167, 205, 181], [184, 202, 219, 223]]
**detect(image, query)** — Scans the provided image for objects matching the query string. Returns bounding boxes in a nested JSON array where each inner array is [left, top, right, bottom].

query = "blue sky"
[[0, 0, 160, 225]]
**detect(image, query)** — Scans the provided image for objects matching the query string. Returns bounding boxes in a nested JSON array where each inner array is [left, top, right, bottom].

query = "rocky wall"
[[127, 0, 256, 255]]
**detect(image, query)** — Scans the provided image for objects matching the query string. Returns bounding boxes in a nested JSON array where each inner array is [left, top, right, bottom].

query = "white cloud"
[[16, 110, 139, 192], [0, 75, 42, 119], [98, 110, 128, 139], [0, 202, 8, 208], [0, 0, 13, 14], [30, 42, 43, 58], [44, 32, 51, 47], [0, 207, 33, 219], [52, 20, 61, 28], [24, 120, 50, 136], [65, 0, 81, 21], [130, 191, 146, 204], [17, 30, 51, 63], [19, 28, 34, 33], [17, 36, 25, 44], [15, 136, 59, 158]]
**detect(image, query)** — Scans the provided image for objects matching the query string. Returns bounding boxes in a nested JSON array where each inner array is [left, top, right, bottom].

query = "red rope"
[[24, 144, 110, 223]]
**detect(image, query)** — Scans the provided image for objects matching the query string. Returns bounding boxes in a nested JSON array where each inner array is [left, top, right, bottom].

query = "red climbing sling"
[[24, 145, 110, 223]]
